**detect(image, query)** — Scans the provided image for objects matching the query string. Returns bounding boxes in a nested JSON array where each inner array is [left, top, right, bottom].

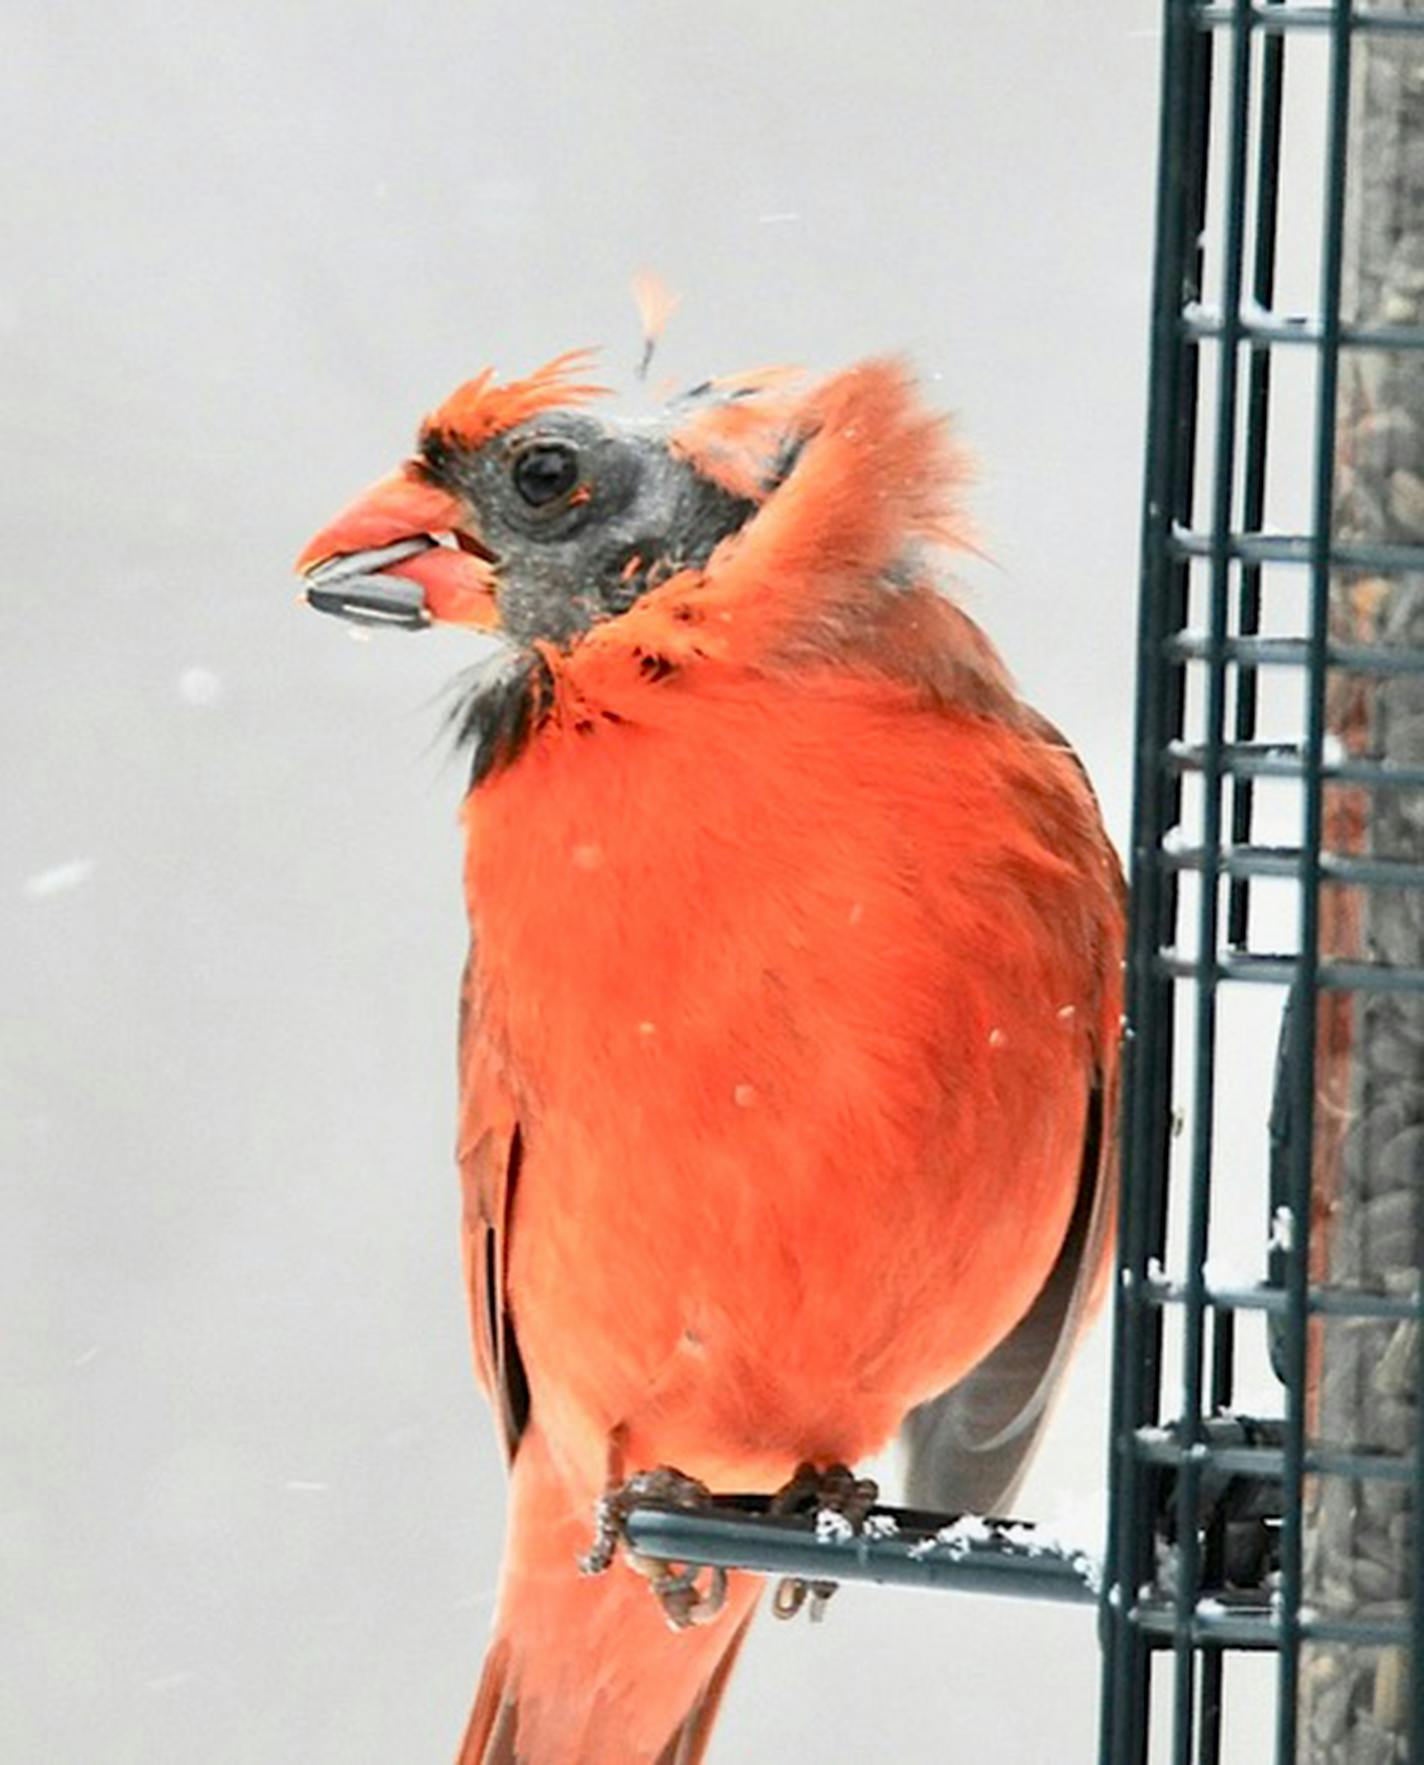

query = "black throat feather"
[[449, 645, 555, 788]]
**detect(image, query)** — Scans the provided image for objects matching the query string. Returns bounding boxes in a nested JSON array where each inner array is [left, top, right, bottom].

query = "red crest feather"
[[422, 350, 609, 449]]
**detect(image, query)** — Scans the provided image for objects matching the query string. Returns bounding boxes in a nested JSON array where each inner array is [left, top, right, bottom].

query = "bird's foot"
[[768, 1461, 879, 1624], [580, 1465, 728, 1632], [770, 1460, 880, 1525]]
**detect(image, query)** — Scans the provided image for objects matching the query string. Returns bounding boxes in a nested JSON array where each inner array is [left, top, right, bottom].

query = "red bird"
[[297, 352, 1123, 1763]]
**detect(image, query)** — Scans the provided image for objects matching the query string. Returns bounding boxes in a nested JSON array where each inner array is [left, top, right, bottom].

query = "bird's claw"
[[769, 1460, 880, 1624], [771, 1575, 839, 1622], [770, 1460, 880, 1525], [580, 1465, 728, 1631], [632, 1557, 729, 1631]]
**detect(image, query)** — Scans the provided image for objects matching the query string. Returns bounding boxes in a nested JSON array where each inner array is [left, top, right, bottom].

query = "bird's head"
[[295, 351, 803, 646]]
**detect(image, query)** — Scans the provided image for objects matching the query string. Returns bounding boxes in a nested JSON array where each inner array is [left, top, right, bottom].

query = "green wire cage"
[[621, 5, 1424, 1760], [1104, 2, 1424, 1761]]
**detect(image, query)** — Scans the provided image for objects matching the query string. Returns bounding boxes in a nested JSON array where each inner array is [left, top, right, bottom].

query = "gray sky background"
[[1, 4, 1226, 1759]]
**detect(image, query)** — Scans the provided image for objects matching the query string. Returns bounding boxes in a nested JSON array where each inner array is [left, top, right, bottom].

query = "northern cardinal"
[[297, 351, 1123, 1763]]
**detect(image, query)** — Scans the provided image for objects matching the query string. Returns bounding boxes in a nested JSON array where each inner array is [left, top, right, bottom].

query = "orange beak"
[[295, 464, 500, 629]]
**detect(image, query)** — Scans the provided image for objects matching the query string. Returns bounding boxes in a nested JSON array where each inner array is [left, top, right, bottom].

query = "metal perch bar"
[[619, 1499, 1101, 1606]]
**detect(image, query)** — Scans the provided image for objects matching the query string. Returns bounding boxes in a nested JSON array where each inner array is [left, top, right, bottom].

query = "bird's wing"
[[899, 1057, 1118, 1517], [901, 708, 1123, 1518], [456, 958, 530, 1464]]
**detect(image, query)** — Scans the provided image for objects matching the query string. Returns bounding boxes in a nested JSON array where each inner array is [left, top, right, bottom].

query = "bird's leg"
[[768, 1460, 879, 1624], [579, 1426, 634, 1578], [580, 1464, 729, 1632]]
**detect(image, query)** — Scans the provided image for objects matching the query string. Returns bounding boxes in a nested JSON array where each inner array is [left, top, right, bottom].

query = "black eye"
[[512, 442, 580, 508]]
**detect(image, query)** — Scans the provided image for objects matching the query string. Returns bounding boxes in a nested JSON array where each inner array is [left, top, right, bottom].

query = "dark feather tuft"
[[415, 429, 461, 487], [446, 645, 554, 786]]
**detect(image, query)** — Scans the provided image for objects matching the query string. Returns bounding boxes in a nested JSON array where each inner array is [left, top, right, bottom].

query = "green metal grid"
[[1100, 3, 1423, 1762]]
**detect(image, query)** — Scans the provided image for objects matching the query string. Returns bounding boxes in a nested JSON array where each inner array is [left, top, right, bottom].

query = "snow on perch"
[[899, 1511, 1104, 1592]]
